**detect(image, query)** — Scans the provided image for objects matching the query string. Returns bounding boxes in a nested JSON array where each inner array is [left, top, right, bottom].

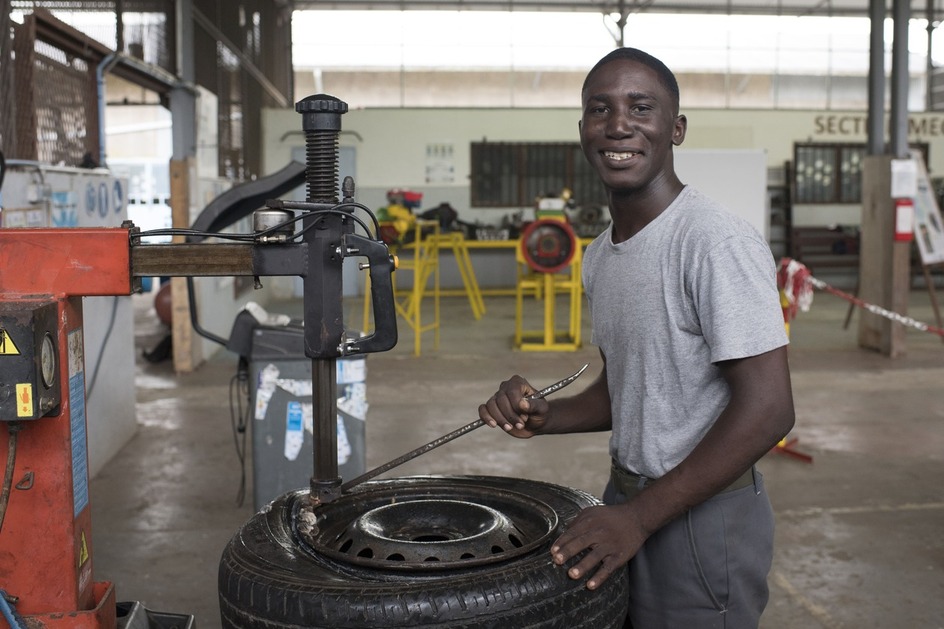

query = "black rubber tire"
[[218, 475, 629, 628]]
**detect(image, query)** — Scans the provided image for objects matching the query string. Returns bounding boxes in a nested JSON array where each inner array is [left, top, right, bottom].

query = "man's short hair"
[[582, 47, 680, 109]]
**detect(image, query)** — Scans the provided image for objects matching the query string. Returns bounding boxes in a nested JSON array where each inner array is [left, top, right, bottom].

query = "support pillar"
[[858, 155, 911, 356], [168, 0, 200, 373], [169, 157, 201, 373]]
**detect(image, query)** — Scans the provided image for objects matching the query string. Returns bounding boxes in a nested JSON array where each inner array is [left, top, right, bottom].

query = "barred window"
[[470, 142, 606, 208], [794, 142, 929, 204]]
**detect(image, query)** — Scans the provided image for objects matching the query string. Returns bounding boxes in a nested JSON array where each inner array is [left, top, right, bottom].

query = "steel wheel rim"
[[294, 479, 560, 572]]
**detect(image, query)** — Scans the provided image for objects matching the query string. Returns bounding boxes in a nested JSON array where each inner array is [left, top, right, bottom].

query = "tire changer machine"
[[0, 95, 398, 627]]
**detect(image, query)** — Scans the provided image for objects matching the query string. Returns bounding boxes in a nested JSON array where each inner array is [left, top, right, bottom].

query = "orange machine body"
[[0, 227, 132, 628]]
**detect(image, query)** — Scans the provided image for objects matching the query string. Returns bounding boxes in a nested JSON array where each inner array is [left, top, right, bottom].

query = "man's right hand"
[[478, 375, 551, 438]]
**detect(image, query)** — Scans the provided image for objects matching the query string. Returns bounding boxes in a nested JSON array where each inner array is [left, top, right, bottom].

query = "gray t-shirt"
[[582, 186, 788, 478]]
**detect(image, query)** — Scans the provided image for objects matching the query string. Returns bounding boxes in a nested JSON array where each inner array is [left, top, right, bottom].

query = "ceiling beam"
[[291, 0, 937, 20]]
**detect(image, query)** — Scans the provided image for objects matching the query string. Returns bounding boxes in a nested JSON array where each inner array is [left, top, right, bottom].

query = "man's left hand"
[[551, 503, 645, 590]]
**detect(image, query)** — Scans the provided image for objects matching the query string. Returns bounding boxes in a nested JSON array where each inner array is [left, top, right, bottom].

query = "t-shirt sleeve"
[[694, 235, 789, 363]]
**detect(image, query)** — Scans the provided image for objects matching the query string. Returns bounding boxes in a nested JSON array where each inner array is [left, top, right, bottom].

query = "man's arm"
[[551, 345, 795, 589]]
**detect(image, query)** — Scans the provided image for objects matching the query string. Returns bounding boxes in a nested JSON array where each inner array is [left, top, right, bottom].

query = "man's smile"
[[602, 150, 639, 162]]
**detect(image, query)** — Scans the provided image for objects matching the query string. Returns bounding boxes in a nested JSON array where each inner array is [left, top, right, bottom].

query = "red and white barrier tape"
[[778, 257, 944, 338], [807, 276, 944, 338]]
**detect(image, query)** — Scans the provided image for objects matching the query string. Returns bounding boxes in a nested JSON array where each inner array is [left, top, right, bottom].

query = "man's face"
[[579, 58, 686, 194]]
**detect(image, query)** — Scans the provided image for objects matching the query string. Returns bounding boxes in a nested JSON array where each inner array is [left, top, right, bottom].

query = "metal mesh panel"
[[0, 0, 14, 157], [11, 1, 175, 77], [193, 0, 293, 180], [6, 0, 291, 182], [11, 20, 35, 160], [122, 9, 172, 72], [216, 41, 246, 180], [8, 13, 99, 163], [32, 40, 96, 165]]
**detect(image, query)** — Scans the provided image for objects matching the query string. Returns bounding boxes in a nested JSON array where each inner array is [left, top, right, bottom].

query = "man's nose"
[[606, 113, 634, 137]]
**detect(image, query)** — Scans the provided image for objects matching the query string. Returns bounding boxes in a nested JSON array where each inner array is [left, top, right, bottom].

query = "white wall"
[[675, 149, 768, 238], [264, 108, 584, 225], [264, 107, 944, 228]]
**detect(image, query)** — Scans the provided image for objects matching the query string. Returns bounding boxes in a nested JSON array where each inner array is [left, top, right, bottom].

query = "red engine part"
[[520, 219, 578, 274]]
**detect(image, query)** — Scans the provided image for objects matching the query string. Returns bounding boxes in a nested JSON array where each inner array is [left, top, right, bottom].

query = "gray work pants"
[[603, 469, 774, 629]]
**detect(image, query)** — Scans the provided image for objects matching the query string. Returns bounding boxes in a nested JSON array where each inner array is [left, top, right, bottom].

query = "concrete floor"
[[89, 283, 944, 628]]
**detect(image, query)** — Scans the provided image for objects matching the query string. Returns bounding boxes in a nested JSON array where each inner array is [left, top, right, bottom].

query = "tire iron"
[[337, 363, 590, 494]]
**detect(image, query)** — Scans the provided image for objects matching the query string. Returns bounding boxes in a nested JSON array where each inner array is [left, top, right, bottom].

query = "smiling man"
[[479, 47, 795, 628]]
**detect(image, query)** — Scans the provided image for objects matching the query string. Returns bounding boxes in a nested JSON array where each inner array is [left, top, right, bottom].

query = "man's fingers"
[[550, 541, 570, 564], [584, 555, 620, 590], [551, 508, 599, 556], [481, 391, 534, 431], [480, 395, 513, 430], [499, 388, 529, 420], [550, 528, 593, 565], [554, 544, 621, 590], [550, 508, 631, 590]]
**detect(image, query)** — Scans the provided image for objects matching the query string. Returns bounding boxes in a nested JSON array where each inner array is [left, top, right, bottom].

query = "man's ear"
[[672, 114, 688, 146]]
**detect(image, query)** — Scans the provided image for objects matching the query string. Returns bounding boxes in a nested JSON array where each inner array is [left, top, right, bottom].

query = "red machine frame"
[[0, 228, 133, 627]]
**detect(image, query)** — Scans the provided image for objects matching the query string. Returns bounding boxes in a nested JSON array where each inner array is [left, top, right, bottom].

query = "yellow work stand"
[[430, 232, 486, 320], [363, 220, 440, 356], [514, 244, 583, 351]]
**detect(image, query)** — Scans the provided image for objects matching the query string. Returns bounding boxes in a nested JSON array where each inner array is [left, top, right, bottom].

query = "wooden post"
[[922, 263, 944, 340], [169, 157, 202, 373], [858, 155, 911, 356]]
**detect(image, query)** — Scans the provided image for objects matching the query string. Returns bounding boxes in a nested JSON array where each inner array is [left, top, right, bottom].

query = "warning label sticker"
[[78, 531, 90, 567], [16, 384, 32, 417], [0, 329, 20, 355]]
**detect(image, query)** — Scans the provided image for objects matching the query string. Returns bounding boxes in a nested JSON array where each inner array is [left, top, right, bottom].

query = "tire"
[[218, 475, 629, 628]]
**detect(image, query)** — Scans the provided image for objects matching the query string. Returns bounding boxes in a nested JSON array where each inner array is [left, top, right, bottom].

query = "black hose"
[[86, 296, 119, 400], [186, 277, 229, 346], [0, 423, 22, 534], [229, 359, 251, 507]]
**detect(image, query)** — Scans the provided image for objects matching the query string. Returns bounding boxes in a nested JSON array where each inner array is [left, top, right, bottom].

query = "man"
[[478, 47, 795, 628]]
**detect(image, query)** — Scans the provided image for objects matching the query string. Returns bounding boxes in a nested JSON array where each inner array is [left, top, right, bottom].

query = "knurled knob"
[[296, 95, 348, 131], [295, 94, 349, 114]]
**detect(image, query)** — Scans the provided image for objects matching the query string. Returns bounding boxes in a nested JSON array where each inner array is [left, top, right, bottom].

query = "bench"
[[789, 226, 860, 276], [790, 227, 938, 320]]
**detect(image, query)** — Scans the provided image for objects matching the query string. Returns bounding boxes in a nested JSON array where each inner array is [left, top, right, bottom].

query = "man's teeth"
[[604, 151, 637, 161]]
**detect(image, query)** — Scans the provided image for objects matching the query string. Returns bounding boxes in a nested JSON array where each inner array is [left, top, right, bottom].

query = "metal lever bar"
[[339, 419, 485, 493], [338, 363, 590, 494], [525, 362, 588, 400]]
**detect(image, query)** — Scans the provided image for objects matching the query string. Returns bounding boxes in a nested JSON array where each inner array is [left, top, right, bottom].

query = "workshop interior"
[[2, 0, 944, 628]]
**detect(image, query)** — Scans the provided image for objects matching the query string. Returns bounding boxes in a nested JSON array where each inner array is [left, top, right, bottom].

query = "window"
[[794, 143, 864, 204], [794, 142, 929, 204], [470, 142, 605, 208]]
